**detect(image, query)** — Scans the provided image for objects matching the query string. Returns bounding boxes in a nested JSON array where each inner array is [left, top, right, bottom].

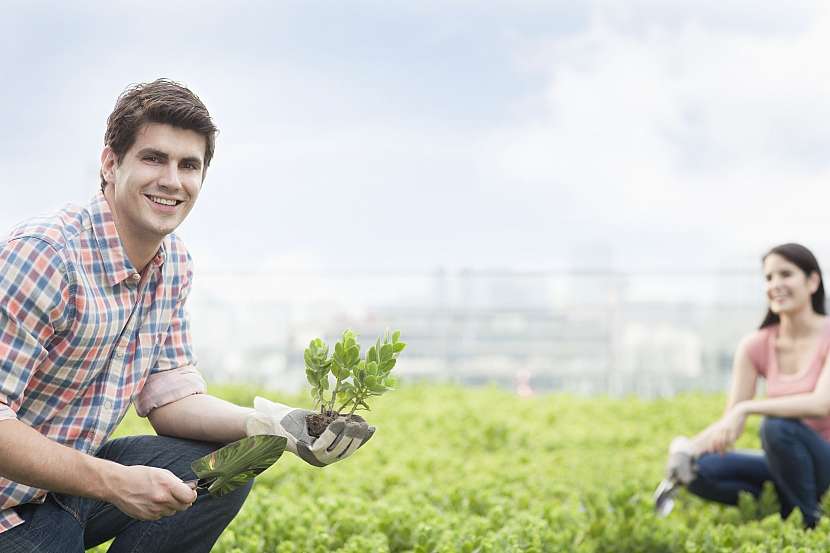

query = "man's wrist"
[[84, 456, 124, 503]]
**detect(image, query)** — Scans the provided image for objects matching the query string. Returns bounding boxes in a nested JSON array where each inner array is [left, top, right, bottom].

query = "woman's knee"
[[760, 417, 800, 450]]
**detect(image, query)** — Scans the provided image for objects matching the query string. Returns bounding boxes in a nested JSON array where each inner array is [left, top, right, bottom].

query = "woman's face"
[[763, 253, 819, 315]]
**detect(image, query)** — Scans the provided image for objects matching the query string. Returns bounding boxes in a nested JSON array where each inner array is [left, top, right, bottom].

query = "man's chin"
[[140, 220, 182, 240]]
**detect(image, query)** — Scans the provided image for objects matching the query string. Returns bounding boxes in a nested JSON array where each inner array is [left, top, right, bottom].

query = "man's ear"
[[100, 146, 117, 187]]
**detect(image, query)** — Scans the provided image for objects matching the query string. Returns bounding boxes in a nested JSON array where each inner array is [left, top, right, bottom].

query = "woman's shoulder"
[[737, 326, 776, 374]]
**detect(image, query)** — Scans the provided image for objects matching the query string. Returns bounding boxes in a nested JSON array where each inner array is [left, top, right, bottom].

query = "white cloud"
[[489, 1, 830, 265]]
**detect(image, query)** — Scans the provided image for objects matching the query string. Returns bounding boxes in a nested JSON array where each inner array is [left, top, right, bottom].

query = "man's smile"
[[144, 194, 184, 212]]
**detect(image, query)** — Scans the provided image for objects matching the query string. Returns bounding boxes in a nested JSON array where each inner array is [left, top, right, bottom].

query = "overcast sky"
[[3, 0, 829, 274]]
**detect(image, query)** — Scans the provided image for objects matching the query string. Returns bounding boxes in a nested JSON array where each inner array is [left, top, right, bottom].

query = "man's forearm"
[[0, 418, 120, 501], [148, 393, 253, 443]]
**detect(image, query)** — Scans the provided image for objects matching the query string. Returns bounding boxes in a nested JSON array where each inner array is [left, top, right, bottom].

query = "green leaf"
[[380, 359, 396, 373], [392, 330, 401, 342], [347, 345, 360, 366], [367, 361, 379, 375], [332, 365, 351, 380], [380, 343, 394, 360], [393, 342, 406, 353]]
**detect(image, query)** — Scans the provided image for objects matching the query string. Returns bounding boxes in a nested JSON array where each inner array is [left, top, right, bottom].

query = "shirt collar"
[[88, 191, 167, 287]]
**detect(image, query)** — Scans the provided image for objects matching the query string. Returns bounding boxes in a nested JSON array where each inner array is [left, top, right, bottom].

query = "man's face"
[[101, 122, 206, 244]]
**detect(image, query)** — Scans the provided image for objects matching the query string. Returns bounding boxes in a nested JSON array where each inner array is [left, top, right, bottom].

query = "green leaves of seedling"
[[305, 338, 332, 410], [302, 329, 406, 418]]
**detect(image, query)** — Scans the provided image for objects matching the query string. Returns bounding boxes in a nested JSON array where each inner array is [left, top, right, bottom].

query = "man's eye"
[[144, 155, 160, 163]]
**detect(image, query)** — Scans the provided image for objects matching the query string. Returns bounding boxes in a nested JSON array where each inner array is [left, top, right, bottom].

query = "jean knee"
[[689, 452, 715, 482], [760, 417, 799, 451], [204, 478, 254, 521]]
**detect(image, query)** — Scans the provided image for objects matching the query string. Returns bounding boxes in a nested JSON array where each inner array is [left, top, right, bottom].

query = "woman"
[[663, 243, 830, 528]]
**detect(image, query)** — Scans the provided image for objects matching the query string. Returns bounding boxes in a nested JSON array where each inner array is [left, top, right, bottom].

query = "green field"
[[96, 385, 830, 552]]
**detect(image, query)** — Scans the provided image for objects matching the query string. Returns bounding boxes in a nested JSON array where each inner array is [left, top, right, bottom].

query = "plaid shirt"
[[0, 192, 207, 533]]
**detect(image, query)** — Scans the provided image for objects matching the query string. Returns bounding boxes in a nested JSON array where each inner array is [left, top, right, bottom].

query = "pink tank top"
[[746, 319, 830, 440]]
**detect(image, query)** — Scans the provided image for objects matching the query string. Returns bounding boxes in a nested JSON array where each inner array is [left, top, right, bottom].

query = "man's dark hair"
[[100, 79, 218, 190], [759, 243, 827, 329]]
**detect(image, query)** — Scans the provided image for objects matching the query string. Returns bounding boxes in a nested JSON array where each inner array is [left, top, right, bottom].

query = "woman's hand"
[[709, 405, 748, 454]]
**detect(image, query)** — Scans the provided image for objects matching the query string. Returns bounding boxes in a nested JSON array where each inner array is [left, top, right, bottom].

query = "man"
[[0, 79, 373, 552]]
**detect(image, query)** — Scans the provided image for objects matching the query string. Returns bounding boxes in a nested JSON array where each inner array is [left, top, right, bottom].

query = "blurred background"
[[3, 1, 829, 396]]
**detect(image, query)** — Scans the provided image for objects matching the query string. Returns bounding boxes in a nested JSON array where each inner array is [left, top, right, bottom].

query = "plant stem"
[[336, 398, 352, 414], [348, 396, 361, 418], [328, 376, 343, 414]]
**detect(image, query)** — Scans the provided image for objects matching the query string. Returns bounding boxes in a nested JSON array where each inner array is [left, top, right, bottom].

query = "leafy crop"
[[305, 329, 405, 417], [93, 386, 830, 553]]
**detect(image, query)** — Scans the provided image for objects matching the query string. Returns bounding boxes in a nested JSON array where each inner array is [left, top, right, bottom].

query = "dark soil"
[[306, 410, 342, 438]]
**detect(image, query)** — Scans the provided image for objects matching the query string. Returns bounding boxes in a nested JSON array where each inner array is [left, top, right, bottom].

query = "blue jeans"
[[0, 435, 254, 552], [687, 417, 830, 527]]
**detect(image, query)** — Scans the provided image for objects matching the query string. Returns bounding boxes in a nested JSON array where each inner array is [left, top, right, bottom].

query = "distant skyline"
[[3, 1, 829, 274]]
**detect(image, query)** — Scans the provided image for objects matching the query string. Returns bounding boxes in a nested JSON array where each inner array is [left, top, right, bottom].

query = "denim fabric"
[[0, 435, 253, 552], [687, 417, 830, 527]]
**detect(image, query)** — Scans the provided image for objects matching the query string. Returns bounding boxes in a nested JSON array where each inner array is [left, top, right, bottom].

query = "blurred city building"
[[189, 268, 767, 398]]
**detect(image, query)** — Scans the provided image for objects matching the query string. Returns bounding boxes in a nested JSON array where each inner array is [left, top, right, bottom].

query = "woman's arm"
[[687, 335, 758, 455], [736, 354, 830, 419], [706, 342, 830, 453]]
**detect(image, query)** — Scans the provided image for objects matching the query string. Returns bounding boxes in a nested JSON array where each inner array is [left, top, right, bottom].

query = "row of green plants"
[[101, 385, 830, 553]]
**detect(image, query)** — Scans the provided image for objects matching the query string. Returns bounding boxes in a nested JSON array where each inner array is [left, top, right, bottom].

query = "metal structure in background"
[[188, 268, 768, 397]]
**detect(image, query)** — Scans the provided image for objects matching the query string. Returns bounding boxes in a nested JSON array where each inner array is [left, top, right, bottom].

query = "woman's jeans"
[[0, 435, 254, 552], [688, 417, 830, 527]]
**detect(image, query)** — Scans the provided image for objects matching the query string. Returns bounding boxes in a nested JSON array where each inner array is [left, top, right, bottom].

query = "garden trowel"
[[186, 434, 287, 497]]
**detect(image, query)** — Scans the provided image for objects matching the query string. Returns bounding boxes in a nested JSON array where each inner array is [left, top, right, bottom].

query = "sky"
[[2, 0, 829, 275]]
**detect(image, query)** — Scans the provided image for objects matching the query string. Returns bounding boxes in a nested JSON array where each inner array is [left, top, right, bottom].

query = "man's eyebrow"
[[137, 147, 169, 160], [136, 148, 202, 167], [181, 156, 203, 168]]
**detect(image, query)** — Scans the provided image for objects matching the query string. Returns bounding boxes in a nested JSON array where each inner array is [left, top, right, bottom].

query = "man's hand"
[[107, 465, 197, 521], [245, 397, 375, 467]]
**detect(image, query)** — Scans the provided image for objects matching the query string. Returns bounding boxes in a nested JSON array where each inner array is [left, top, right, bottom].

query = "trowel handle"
[[184, 479, 208, 491]]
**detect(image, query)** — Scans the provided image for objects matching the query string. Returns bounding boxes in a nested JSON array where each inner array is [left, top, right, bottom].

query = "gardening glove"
[[665, 436, 697, 485], [654, 436, 697, 517], [244, 396, 375, 467]]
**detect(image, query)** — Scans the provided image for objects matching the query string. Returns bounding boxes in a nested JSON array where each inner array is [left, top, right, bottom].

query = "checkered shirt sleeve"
[[134, 251, 206, 417], [0, 237, 73, 420]]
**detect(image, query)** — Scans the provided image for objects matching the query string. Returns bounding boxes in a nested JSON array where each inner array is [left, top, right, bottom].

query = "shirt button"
[[103, 400, 114, 410], [131, 273, 141, 282], [113, 350, 125, 360]]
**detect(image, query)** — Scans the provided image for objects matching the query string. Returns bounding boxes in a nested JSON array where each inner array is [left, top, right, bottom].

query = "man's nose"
[[158, 162, 183, 189]]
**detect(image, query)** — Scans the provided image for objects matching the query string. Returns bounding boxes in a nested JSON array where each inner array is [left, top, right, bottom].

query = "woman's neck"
[[778, 309, 825, 339]]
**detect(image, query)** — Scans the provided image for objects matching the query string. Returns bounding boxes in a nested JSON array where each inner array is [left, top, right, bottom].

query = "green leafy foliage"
[[303, 329, 405, 416], [304, 338, 332, 411], [340, 330, 404, 416], [93, 385, 830, 553]]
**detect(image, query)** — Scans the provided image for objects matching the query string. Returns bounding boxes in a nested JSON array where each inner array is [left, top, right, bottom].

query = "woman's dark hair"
[[759, 243, 826, 329]]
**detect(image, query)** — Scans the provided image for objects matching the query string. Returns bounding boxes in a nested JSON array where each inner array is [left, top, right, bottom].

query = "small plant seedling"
[[304, 329, 406, 438]]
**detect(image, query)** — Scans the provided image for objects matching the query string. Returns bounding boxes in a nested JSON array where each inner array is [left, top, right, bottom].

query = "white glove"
[[665, 436, 697, 485], [245, 397, 375, 467]]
